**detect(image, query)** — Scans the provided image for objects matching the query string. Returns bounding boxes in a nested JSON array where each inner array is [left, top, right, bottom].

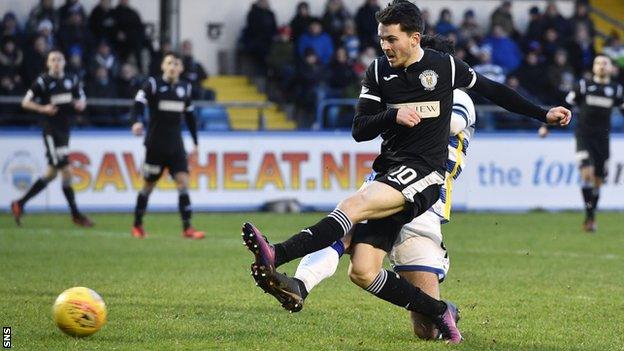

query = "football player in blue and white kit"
[[252, 88, 476, 340]]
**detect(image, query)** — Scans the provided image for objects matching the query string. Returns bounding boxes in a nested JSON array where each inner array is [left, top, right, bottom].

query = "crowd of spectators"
[[0, 0, 212, 126], [240, 0, 623, 129]]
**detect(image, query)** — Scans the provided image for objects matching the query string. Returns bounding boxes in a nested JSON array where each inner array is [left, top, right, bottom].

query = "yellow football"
[[52, 287, 107, 337]]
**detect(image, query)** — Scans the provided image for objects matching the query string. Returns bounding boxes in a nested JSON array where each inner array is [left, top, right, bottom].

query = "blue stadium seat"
[[197, 106, 230, 131]]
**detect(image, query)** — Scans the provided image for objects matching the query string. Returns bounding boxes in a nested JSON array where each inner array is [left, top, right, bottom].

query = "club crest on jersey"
[[419, 70, 438, 91], [604, 86, 614, 97], [176, 86, 186, 98], [63, 79, 72, 90]]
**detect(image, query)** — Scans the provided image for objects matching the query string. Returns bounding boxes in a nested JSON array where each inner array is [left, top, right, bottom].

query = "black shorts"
[[576, 133, 609, 179], [143, 147, 188, 182], [351, 162, 444, 252], [43, 132, 70, 168]]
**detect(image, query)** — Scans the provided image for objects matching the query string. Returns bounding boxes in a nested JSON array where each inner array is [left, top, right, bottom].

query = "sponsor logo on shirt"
[[387, 101, 441, 118], [383, 74, 398, 81], [158, 100, 185, 112], [585, 95, 613, 108], [50, 93, 73, 105]]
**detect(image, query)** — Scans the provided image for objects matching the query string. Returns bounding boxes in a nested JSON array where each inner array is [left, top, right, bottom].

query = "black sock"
[[134, 192, 150, 227], [274, 209, 352, 267], [294, 278, 309, 300], [591, 188, 600, 217], [62, 185, 79, 217], [365, 269, 447, 318], [179, 192, 191, 230], [18, 178, 49, 207], [581, 186, 595, 220]]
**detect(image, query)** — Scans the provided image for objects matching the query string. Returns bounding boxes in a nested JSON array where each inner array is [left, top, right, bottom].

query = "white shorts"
[[388, 210, 450, 282]]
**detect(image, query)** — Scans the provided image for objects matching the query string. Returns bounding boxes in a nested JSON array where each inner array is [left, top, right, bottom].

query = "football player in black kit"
[[130, 53, 205, 240], [540, 54, 624, 232], [10, 50, 94, 227], [242, 0, 570, 343]]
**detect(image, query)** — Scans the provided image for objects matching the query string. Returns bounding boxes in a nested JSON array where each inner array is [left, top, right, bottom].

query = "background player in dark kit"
[[11, 50, 94, 227], [540, 54, 624, 232], [130, 53, 205, 240]]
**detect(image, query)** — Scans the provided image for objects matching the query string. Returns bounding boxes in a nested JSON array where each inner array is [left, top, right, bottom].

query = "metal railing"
[[0, 96, 275, 130]]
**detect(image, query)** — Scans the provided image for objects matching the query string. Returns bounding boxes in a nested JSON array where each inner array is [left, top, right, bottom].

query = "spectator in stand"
[[0, 37, 24, 82], [1, 13, 24, 47], [352, 45, 376, 77], [0, 73, 24, 113], [566, 23, 595, 76], [57, 7, 93, 61], [513, 50, 548, 104], [325, 46, 357, 97], [266, 26, 295, 103], [89, 0, 117, 45], [322, 0, 351, 47], [91, 40, 118, 78], [66, 46, 86, 81], [113, 0, 145, 68], [546, 49, 575, 104], [298, 19, 334, 66], [489, 1, 518, 40], [354, 0, 380, 52], [523, 6, 543, 50], [180, 39, 214, 100], [542, 1, 570, 39], [26, 0, 57, 34], [483, 24, 522, 73], [116, 62, 142, 99], [86, 65, 118, 124], [241, 0, 277, 75], [36, 19, 55, 49], [58, 0, 87, 28], [472, 47, 505, 84], [21, 35, 49, 85], [294, 48, 324, 128], [290, 2, 312, 46], [421, 9, 434, 36], [541, 27, 562, 63], [459, 9, 484, 42], [341, 19, 359, 63], [569, 1, 595, 38], [603, 32, 624, 82], [434, 8, 457, 37]]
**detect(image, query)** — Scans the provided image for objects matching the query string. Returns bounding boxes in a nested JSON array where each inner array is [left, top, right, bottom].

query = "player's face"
[[378, 23, 420, 68], [47, 52, 65, 74], [592, 56, 612, 78], [161, 55, 184, 80]]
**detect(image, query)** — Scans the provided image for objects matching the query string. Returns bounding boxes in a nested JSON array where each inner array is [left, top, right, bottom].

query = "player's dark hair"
[[420, 34, 455, 55], [375, 0, 424, 34], [162, 51, 182, 62]]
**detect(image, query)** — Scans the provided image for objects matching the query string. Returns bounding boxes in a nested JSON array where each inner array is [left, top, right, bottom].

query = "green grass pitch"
[[1, 212, 623, 350]]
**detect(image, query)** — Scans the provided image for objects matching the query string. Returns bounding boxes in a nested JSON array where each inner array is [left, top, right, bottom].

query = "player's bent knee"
[[348, 265, 377, 288]]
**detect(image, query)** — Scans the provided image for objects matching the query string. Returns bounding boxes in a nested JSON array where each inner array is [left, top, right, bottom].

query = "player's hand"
[[396, 107, 421, 128], [546, 106, 571, 126], [73, 100, 86, 112], [40, 104, 58, 116], [131, 122, 144, 136], [189, 145, 199, 159], [538, 125, 549, 138]]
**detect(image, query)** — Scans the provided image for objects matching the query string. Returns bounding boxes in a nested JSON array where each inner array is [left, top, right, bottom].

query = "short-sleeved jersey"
[[359, 49, 477, 173], [134, 76, 194, 152], [566, 78, 624, 135], [25, 73, 85, 135], [431, 89, 476, 223]]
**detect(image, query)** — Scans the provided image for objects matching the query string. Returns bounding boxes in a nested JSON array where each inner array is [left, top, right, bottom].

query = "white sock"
[[294, 246, 341, 293]]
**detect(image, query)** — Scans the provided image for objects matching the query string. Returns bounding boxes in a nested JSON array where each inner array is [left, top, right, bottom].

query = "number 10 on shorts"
[[388, 166, 418, 185]]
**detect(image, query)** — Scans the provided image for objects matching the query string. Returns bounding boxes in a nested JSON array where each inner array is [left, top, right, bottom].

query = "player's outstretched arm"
[[471, 73, 571, 126]]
